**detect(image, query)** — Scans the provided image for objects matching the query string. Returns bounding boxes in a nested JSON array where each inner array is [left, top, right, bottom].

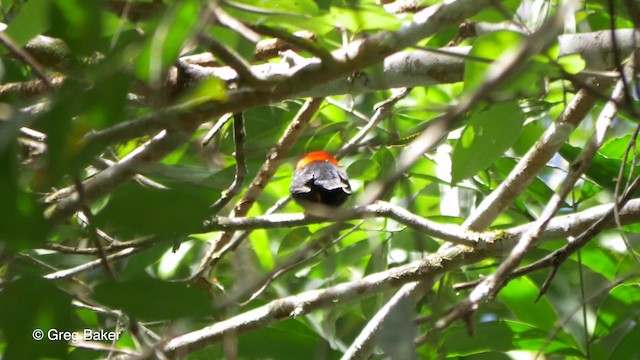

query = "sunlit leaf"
[[347, 158, 380, 181], [557, 54, 586, 75], [593, 283, 640, 339], [499, 277, 559, 332], [4, 0, 51, 47], [451, 101, 525, 184]]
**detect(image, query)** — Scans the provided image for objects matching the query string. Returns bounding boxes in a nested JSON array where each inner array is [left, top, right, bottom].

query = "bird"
[[289, 151, 351, 211]]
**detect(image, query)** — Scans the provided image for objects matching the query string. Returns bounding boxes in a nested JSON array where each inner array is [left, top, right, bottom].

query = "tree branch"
[[158, 196, 640, 355], [210, 113, 248, 213], [46, 127, 197, 224], [162, 245, 489, 356], [43, 247, 144, 280], [194, 98, 323, 278], [436, 49, 635, 331], [208, 202, 486, 246]]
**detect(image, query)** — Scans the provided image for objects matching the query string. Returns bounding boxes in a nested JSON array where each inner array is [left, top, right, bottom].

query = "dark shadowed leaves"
[[94, 276, 212, 321], [0, 276, 76, 359], [94, 181, 214, 239]]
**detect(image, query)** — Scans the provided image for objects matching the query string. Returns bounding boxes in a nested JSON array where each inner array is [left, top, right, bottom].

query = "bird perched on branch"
[[289, 151, 351, 211]]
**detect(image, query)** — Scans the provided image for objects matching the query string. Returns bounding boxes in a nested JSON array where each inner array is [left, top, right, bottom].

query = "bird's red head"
[[295, 151, 339, 170]]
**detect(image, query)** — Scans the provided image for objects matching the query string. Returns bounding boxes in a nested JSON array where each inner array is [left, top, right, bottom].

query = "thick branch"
[[163, 245, 487, 356], [208, 202, 487, 246], [45, 0, 501, 226], [207, 199, 640, 247], [462, 81, 602, 230], [159, 197, 640, 355], [46, 127, 196, 224], [439, 53, 636, 330], [80, 29, 637, 149]]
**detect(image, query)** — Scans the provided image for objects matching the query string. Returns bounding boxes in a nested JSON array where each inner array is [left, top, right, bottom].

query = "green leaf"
[[178, 77, 228, 106], [38, 89, 74, 183], [572, 242, 618, 280], [451, 101, 525, 184], [94, 277, 212, 321], [80, 72, 131, 129], [609, 324, 640, 360], [347, 158, 380, 181], [4, 0, 51, 47], [559, 143, 640, 192], [49, 0, 102, 55], [557, 54, 586, 75], [599, 135, 640, 161], [469, 0, 520, 22], [464, 30, 547, 96], [372, 147, 396, 174], [493, 158, 561, 206], [223, 0, 331, 34], [325, 5, 402, 32], [593, 283, 640, 339], [250, 227, 276, 270], [499, 277, 559, 332], [0, 276, 76, 359], [464, 30, 524, 92], [229, 0, 318, 16], [236, 322, 341, 360], [573, 178, 602, 203], [135, 0, 199, 84], [0, 121, 49, 248], [441, 320, 583, 356], [277, 228, 312, 261]]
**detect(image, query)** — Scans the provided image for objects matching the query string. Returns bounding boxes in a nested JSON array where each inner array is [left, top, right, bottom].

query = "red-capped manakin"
[[289, 151, 352, 209]]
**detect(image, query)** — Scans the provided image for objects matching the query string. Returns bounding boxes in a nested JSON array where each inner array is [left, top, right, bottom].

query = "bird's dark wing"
[[289, 166, 315, 194], [312, 162, 351, 192]]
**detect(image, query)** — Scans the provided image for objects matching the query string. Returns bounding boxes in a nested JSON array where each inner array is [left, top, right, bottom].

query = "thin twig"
[[46, 127, 197, 224], [0, 31, 53, 89], [202, 113, 233, 147], [43, 247, 143, 280], [42, 237, 153, 255], [233, 221, 366, 306], [193, 98, 323, 279], [200, 34, 265, 87], [72, 174, 114, 279], [533, 174, 640, 300], [336, 88, 411, 159], [211, 113, 248, 214], [436, 49, 632, 331], [612, 51, 640, 266], [251, 25, 335, 65], [360, 0, 577, 206], [163, 245, 490, 356], [534, 272, 639, 359], [253, 30, 317, 61], [210, 1, 261, 43]]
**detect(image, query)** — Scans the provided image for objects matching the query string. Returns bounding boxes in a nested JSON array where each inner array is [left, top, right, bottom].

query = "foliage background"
[[0, 0, 639, 359]]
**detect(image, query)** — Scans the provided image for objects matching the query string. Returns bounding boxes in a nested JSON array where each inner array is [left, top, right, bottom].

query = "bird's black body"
[[290, 160, 351, 207]]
